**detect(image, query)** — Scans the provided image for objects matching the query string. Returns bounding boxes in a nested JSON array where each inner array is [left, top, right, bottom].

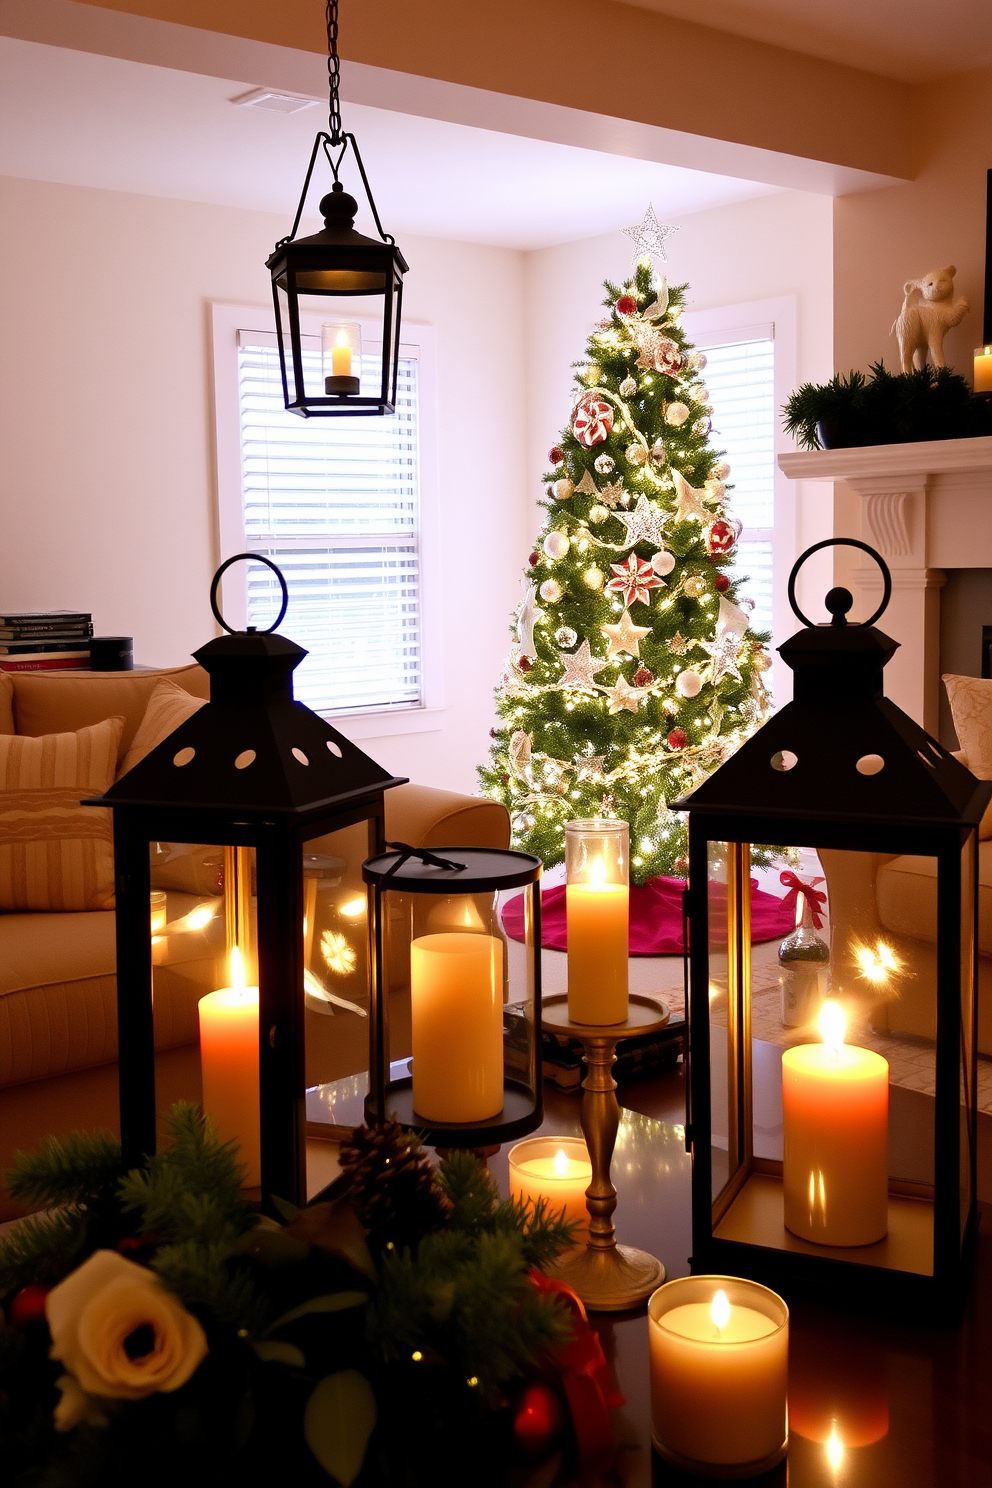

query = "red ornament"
[[571, 394, 614, 448], [513, 1382, 567, 1455], [517, 656, 533, 672], [606, 553, 663, 608], [673, 855, 690, 877], [705, 517, 741, 557], [9, 1283, 50, 1328], [632, 666, 653, 688], [616, 296, 637, 317], [528, 552, 539, 567], [714, 574, 731, 593], [667, 728, 689, 751], [548, 446, 564, 465]]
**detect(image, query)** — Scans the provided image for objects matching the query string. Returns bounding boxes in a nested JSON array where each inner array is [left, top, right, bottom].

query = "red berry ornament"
[[9, 1283, 50, 1328], [528, 552, 539, 567], [517, 656, 532, 672], [616, 296, 637, 317], [633, 666, 653, 688], [673, 855, 690, 877], [513, 1382, 566, 1455], [548, 446, 564, 466], [714, 574, 731, 593], [667, 728, 689, 751]]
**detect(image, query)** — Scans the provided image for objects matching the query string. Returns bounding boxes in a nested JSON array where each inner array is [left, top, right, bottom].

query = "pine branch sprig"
[[118, 1103, 252, 1246], [0, 1207, 87, 1294], [151, 1239, 267, 1334], [5, 1129, 122, 1212]]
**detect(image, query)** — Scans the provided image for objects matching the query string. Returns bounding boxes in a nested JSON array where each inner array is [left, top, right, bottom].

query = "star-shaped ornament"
[[601, 610, 651, 659], [599, 481, 626, 509], [557, 639, 608, 690], [515, 579, 543, 660], [574, 468, 599, 497], [611, 495, 669, 549], [604, 676, 646, 715], [669, 632, 690, 656], [621, 204, 678, 267], [700, 630, 744, 685], [606, 553, 663, 607], [671, 469, 708, 524]]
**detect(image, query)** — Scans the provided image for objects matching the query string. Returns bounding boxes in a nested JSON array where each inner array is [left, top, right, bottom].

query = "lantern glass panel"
[[960, 838, 976, 1241]]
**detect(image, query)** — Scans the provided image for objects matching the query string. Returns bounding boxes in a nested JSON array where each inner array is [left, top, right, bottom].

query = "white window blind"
[[701, 337, 775, 638], [237, 332, 422, 716]]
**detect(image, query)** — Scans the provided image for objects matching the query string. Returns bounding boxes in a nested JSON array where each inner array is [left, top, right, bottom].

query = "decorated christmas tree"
[[479, 251, 773, 886]]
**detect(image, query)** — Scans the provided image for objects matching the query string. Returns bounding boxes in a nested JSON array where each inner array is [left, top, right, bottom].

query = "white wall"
[[522, 190, 834, 680], [0, 175, 528, 792]]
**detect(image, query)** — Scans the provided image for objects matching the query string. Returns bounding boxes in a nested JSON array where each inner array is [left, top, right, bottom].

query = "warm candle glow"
[[818, 999, 846, 1051], [508, 1137, 591, 1241], [589, 854, 607, 887], [852, 938, 900, 985], [554, 1147, 569, 1177], [230, 944, 246, 993], [198, 944, 260, 1186], [711, 1289, 731, 1332], [975, 345, 992, 393], [332, 328, 352, 378], [825, 1422, 845, 1472], [339, 896, 366, 920], [183, 904, 216, 932]]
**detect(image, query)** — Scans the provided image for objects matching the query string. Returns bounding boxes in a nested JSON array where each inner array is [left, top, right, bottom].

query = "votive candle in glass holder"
[[508, 1135, 591, 1242], [565, 818, 629, 1024], [974, 345, 992, 394], [648, 1275, 789, 1479]]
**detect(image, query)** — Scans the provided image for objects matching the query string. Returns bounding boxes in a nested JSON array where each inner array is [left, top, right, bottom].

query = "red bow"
[[779, 870, 826, 930], [529, 1270, 624, 1468]]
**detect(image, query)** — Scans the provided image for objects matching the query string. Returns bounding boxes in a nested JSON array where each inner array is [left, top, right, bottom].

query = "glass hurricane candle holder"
[[648, 1275, 788, 1479], [508, 1136, 591, 1243], [321, 320, 361, 396], [565, 818, 629, 1024]]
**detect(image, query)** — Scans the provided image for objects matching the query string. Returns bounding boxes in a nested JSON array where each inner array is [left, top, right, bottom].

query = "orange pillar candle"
[[508, 1136, 591, 1241], [565, 819, 629, 1025], [782, 1000, 888, 1247], [410, 932, 504, 1123], [974, 345, 992, 393], [198, 947, 261, 1186], [649, 1277, 789, 1477]]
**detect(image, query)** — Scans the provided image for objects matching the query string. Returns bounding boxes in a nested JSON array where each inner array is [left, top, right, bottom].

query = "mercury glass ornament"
[[554, 478, 574, 500], [650, 439, 667, 467], [626, 443, 648, 467], [779, 898, 830, 1029], [540, 579, 562, 603], [620, 376, 637, 397], [684, 574, 707, 597], [543, 530, 569, 560], [665, 403, 690, 427], [594, 453, 615, 475], [555, 626, 578, 648], [712, 461, 731, 479], [583, 566, 604, 590], [692, 418, 711, 437], [689, 351, 707, 371], [589, 504, 609, 524]]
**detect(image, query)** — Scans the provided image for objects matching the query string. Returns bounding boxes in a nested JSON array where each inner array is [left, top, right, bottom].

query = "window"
[[212, 306, 438, 728]]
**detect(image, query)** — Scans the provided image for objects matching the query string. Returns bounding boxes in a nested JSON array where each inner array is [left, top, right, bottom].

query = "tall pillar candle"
[[565, 819, 629, 1025], [649, 1276, 789, 1477], [411, 932, 503, 1123], [198, 947, 261, 1186], [782, 1000, 888, 1246]]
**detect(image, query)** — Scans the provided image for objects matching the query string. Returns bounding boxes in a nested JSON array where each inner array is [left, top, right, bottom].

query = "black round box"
[[89, 636, 133, 671]]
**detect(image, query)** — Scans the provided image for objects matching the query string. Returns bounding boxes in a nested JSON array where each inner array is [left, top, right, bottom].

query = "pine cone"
[[339, 1121, 451, 1251]]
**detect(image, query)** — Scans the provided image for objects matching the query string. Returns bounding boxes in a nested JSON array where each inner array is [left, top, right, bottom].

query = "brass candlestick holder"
[[542, 993, 669, 1311]]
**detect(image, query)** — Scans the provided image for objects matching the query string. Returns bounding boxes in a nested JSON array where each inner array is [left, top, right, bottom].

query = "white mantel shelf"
[[778, 436, 992, 733]]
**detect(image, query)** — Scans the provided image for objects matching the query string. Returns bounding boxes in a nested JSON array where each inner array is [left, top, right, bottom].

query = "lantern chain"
[[326, 0, 342, 145]]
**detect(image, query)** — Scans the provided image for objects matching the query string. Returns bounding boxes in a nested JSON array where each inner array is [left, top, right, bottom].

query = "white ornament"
[[665, 402, 690, 427], [891, 266, 969, 372], [583, 566, 604, 590], [676, 669, 703, 698], [558, 639, 608, 689], [554, 478, 574, 501], [515, 579, 542, 660], [684, 574, 707, 598], [539, 579, 562, 603], [619, 376, 637, 397], [672, 469, 708, 523], [689, 351, 707, 371], [692, 418, 710, 437], [555, 625, 577, 648], [594, 453, 615, 475], [621, 204, 678, 267], [589, 504, 609, 524], [696, 385, 709, 402], [543, 530, 569, 560], [699, 631, 743, 685], [601, 610, 651, 659], [574, 468, 599, 496], [651, 549, 675, 577], [626, 443, 648, 467]]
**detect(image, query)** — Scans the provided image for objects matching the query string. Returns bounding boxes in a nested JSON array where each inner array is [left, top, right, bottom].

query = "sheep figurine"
[[891, 266, 969, 372]]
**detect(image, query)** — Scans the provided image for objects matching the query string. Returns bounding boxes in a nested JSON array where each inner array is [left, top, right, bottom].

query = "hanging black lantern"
[[362, 847, 545, 1148], [87, 556, 406, 1206], [675, 539, 988, 1318], [265, 0, 408, 417]]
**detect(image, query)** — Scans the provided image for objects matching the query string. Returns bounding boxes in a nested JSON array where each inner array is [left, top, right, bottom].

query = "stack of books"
[[0, 611, 93, 672]]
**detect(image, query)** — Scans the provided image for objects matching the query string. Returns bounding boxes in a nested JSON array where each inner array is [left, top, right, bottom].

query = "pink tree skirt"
[[502, 875, 795, 956]]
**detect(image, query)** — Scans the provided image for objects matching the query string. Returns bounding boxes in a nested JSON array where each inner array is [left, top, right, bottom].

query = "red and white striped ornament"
[[571, 394, 614, 448]]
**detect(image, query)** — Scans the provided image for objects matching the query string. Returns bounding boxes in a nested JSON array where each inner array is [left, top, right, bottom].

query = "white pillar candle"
[[508, 1136, 591, 1241], [410, 932, 503, 1123], [198, 947, 260, 1186], [782, 1000, 888, 1246], [649, 1277, 788, 1477]]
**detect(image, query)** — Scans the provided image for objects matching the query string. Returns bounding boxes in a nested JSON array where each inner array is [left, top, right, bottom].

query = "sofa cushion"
[[11, 664, 210, 764], [943, 673, 992, 839], [0, 674, 12, 735], [0, 717, 123, 911], [383, 782, 510, 850], [876, 843, 992, 956], [118, 679, 207, 779]]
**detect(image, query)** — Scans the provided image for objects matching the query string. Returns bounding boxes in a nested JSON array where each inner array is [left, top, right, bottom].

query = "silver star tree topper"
[[621, 204, 678, 267]]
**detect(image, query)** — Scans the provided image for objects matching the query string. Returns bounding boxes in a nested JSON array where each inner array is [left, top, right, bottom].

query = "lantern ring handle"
[[787, 538, 892, 629], [210, 554, 289, 635]]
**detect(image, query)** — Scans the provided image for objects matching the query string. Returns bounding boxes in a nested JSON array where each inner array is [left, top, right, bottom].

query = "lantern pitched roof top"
[[93, 631, 406, 817]]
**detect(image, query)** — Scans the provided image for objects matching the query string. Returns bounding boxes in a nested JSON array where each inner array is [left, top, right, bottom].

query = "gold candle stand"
[[542, 993, 669, 1311]]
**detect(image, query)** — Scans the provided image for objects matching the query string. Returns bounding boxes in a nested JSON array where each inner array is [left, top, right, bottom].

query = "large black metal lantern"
[[362, 847, 544, 1147], [265, 0, 407, 416], [88, 556, 405, 1205], [675, 539, 989, 1317]]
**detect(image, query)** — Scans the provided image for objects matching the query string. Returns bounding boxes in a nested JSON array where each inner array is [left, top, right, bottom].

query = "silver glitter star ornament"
[[604, 676, 646, 714], [621, 204, 678, 267], [610, 495, 669, 549], [557, 639, 608, 690]]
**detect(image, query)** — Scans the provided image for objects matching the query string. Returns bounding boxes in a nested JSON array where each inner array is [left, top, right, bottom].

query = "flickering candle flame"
[[554, 1147, 569, 1178], [589, 854, 607, 887], [825, 1422, 845, 1471], [331, 328, 352, 378], [818, 999, 846, 1053], [230, 944, 246, 994], [710, 1289, 731, 1333]]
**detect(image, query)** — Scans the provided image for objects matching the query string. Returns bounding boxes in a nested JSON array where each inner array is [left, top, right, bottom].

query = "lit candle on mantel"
[[566, 838, 629, 1025], [975, 345, 992, 393], [198, 946, 260, 1186], [410, 932, 503, 1123], [508, 1136, 591, 1241], [648, 1276, 789, 1476], [782, 999, 888, 1247]]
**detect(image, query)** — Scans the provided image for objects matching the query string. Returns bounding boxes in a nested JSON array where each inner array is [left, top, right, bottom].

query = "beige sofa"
[[0, 664, 509, 1094]]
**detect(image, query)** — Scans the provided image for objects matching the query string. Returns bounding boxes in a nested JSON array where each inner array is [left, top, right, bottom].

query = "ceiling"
[[0, 37, 780, 250], [617, 0, 992, 83]]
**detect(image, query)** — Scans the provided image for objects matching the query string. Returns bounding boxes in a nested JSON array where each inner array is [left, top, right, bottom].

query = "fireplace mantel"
[[779, 437, 992, 732]]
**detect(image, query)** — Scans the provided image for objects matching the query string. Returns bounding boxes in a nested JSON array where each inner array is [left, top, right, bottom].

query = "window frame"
[[211, 301, 444, 740], [681, 296, 797, 706]]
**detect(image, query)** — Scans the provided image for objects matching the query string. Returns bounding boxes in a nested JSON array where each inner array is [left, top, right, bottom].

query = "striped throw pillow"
[[0, 716, 124, 911]]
